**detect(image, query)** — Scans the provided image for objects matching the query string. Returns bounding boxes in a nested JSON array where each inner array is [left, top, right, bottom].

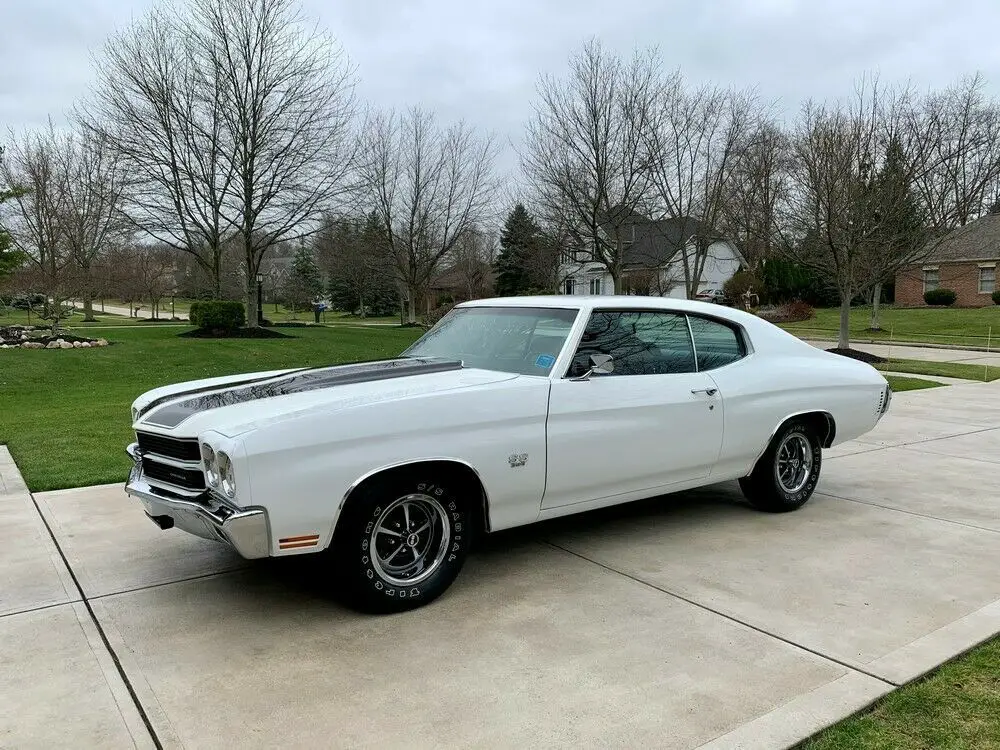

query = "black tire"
[[739, 419, 822, 513], [333, 471, 473, 613]]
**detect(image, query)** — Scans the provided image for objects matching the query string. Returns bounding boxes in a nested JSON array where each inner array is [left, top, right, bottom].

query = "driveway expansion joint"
[[28, 491, 164, 750], [542, 540, 899, 688]]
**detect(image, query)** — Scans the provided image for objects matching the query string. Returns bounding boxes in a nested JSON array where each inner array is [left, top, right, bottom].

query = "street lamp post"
[[256, 273, 264, 326]]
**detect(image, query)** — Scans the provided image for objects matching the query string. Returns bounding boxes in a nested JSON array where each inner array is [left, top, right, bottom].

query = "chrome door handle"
[[691, 388, 718, 396]]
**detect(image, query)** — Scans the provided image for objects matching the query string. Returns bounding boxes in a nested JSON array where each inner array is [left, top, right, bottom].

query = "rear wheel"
[[333, 472, 472, 613], [739, 420, 822, 512]]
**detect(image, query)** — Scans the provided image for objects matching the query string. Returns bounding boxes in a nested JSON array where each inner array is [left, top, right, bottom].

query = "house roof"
[[920, 213, 1000, 263], [598, 211, 721, 269]]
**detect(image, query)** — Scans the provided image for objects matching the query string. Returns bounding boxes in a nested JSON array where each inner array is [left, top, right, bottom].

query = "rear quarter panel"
[[239, 377, 551, 553], [707, 350, 886, 479]]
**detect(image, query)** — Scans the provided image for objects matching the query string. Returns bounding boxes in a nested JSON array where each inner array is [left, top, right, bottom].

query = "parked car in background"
[[125, 296, 891, 613], [695, 288, 728, 304]]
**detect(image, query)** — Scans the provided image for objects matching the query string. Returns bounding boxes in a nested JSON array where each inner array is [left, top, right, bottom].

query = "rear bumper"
[[125, 444, 270, 559]]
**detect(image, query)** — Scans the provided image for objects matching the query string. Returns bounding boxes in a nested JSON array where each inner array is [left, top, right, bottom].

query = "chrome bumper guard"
[[125, 443, 270, 559]]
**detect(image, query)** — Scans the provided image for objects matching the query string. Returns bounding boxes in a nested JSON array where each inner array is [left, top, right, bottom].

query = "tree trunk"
[[82, 294, 96, 322], [869, 283, 882, 331], [612, 271, 622, 295], [406, 294, 416, 325], [838, 293, 851, 350], [212, 251, 223, 300]]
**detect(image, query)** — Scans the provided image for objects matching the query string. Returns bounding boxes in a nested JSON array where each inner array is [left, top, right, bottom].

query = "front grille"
[[142, 458, 206, 490], [136, 432, 201, 461]]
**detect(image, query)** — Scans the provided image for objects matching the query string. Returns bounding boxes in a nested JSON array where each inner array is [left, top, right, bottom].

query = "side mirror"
[[571, 353, 614, 381], [590, 353, 614, 375]]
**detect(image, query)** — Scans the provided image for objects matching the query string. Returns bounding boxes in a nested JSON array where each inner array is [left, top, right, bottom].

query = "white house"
[[558, 213, 744, 298]]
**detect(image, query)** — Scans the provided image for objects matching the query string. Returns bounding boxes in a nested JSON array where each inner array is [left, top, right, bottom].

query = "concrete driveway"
[[2, 381, 999, 749]]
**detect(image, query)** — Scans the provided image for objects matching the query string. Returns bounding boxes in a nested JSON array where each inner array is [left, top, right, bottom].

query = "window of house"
[[979, 266, 996, 294], [923, 268, 939, 292], [589, 277, 602, 295], [569, 310, 695, 377], [564, 279, 575, 295], [687, 315, 747, 371]]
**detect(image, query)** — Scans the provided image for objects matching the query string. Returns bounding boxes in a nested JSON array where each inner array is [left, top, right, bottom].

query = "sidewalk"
[[73, 302, 189, 321], [805, 339, 1000, 367]]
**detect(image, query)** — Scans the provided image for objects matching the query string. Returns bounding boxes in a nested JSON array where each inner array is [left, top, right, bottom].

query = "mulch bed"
[[826, 347, 887, 364]]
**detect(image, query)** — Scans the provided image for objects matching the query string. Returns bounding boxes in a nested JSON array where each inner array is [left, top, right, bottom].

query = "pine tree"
[[495, 203, 541, 296], [283, 244, 323, 313]]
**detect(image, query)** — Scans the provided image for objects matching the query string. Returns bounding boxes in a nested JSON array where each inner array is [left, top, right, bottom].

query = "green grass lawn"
[[0, 324, 421, 491], [883, 375, 945, 391], [803, 636, 1000, 749], [783, 305, 1000, 348], [877, 360, 999, 382]]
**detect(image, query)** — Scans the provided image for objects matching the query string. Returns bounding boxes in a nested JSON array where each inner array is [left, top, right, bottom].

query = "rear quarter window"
[[688, 315, 747, 370]]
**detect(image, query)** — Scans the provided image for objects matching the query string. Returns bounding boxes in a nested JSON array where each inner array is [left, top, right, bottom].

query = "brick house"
[[896, 214, 999, 307]]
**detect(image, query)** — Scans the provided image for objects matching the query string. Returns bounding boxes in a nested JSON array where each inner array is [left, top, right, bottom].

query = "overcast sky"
[[2, 0, 999, 176]]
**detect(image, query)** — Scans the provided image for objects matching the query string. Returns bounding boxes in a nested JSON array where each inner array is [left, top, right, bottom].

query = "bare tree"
[[54, 130, 130, 321], [784, 79, 934, 348], [451, 226, 497, 300], [82, 5, 236, 299], [356, 107, 498, 323], [647, 80, 758, 297], [0, 124, 78, 331], [107, 244, 178, 318], [194, 0, 357, 326], [719, 120, 792, 268], [522, 39, 659, 293], [916, 74, 1000, 230]]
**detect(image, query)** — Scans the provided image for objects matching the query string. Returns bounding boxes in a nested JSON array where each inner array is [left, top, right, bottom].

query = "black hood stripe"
[[140, 357, 463, 429]]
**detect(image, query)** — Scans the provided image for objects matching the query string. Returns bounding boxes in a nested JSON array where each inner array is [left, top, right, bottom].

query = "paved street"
[[2, 379, 999, 749]]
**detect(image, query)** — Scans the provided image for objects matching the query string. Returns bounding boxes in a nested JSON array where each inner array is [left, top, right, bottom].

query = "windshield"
[[402, 306, 580, 376]]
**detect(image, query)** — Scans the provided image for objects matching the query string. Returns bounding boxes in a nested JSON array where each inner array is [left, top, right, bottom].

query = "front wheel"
[[332, 473, 472, 613], [739, 420, 822, 513]]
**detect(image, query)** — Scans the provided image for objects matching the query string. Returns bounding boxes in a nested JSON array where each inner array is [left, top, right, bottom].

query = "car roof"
[[455, 295, 820, 356], [458, 294, 737, 318]]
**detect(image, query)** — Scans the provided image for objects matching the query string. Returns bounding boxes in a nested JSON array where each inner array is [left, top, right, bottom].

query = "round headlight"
[[201, 443, 219, 486], [217, 452, 235, 498], [131, 407, 139, 423]]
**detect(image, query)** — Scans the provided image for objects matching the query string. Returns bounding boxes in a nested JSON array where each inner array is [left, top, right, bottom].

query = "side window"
[[688, 315, 746, 370], [569, 310, 696, 376]]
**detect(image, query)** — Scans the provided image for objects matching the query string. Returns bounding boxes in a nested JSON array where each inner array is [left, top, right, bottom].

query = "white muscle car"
[[125, 296, 891, 612]]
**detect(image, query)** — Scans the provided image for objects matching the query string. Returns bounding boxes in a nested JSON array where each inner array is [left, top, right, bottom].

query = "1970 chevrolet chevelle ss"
[[126, 296, 891, 612]]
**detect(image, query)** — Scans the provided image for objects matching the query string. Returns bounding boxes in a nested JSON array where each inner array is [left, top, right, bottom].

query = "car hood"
[[131, 357, 520, 437]]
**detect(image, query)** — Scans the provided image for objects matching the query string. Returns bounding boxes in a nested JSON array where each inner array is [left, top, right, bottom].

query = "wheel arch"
[[747, 410, 836, 475], [332, 458, 492, 547]]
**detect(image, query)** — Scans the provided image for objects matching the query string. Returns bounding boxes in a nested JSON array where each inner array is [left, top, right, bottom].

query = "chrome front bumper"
[[125, 444, 271, 559]]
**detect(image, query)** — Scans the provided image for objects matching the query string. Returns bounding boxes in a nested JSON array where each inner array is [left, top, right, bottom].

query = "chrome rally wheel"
[[369, 494, 451, 587]]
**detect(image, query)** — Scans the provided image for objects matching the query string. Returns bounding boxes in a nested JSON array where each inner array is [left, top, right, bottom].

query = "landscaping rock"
[[22, 342, 44, 349], [96, 339, 109, 347], [46, 341, 59, 349], [72, 341, 83, 348], [81, 342, 91, 348], [59, 341, 73, 349]]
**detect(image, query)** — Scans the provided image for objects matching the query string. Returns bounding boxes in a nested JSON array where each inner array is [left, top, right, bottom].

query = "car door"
[[542, 309, 724, 509]]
